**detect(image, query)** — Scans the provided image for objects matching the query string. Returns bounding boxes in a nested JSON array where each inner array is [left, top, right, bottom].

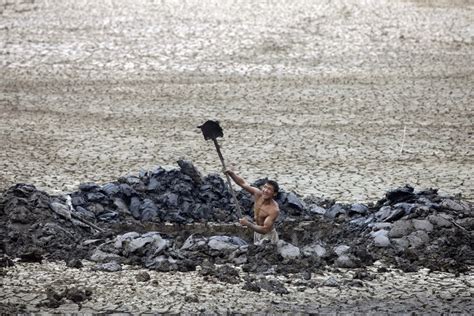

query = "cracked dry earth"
[[0, 0, 473, 314], [1, 261, 473, 314], [0, 0, 472, 202]]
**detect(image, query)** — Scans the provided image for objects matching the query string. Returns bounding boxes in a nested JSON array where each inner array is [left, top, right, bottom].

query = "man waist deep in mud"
[[225, 169, 280, 244]]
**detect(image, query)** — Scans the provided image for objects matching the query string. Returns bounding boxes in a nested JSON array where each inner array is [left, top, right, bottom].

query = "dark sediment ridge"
[[1, 160, 472, 276]]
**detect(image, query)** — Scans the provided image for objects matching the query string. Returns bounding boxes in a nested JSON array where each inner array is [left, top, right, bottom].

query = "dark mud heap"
[[0, 160, 472, 274]]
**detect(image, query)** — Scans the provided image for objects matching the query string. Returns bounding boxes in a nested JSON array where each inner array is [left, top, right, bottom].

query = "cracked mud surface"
[[1, 0, 472, 202], [0, 0, 473, 314], [1, 261, 473, 314]]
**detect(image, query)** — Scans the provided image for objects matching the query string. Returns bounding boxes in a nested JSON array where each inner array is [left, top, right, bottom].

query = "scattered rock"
[[407, 231, 430, 248], [277, 240, 301, 259], [257, 278, 289, 295], [307, 204, 326, 215], [412, 219, 433, 232], [349, 203, 369, 215], [325, 204, 346, 219], [374, 235, 391, 248], [93, 261, 122, 272], [384, 185, 415, 204], [440, 199, 470, 212], [323, 276, 339, 287], [427, 215, 452, 228], [200, 263, 240, 284], [0, 168, 472, 274], [0, 254, 15, 268], [136, 271, 151, 282], [66, 259, 83, 269], [335, 255, 357, 268], [184, 294, 199, 303], [389, 220, 415, 238], [242, 280, 261, 292], [19, 248, 43, 263], [334, 245, 350, 256], [302, 243, 327, 257]]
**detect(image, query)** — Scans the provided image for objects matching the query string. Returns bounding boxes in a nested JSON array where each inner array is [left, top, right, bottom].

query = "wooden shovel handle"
[[212, 139, 243, 218]]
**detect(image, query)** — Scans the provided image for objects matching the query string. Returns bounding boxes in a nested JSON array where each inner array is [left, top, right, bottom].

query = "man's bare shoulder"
[[270, 200, 280, 213], [272, 198, 279, 207]]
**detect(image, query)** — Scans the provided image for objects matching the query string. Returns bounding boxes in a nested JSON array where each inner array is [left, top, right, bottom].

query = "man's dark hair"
[[266, 180, 279, 195]]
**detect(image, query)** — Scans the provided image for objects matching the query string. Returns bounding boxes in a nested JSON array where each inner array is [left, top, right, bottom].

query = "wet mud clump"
[[0, 161, 472, 274], [37, 286, 92, 309]]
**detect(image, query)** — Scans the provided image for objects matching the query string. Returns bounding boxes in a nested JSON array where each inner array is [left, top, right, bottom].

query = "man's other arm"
[[225, 170, 260, 196]]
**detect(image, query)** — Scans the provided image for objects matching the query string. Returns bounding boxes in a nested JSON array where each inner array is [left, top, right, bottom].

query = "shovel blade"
[[198, 120, 224, 140]]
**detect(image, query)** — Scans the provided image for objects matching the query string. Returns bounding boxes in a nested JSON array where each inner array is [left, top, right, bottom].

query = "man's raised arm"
[[240, 211, 278, 234], [225, 170, 260, 196]]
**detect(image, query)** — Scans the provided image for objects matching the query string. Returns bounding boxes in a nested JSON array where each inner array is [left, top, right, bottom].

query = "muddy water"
[[0, 0, 473, 203]]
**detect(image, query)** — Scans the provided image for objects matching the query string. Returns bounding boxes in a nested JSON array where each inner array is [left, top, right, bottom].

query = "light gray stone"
[[456, 218, 474, 231], [90, 249, 121, 263], [277, 240, 301, 259], [150, 235, 169, 256], [412, 219, 433, 232], [427, 215, 452, 228], [370, 222, 392, 230], [440, 199, 470, 212], [114, 232, 140, 249], [389, 220, 415, 238], [374, 235, 391, 248], [350, 217, 369, 226], [83, 239, 102, 246], [335, 255, 357, 268], [374, 206, 392, 221], [113, 198, 129, 214], [208, 236, 247, 251], [323, 276, 339, 287], [126, 235, 156, 253], [180, 235, 207, 251], [392, 237, 410, 250], [116, 232, 170, 256], [49, 201, 72, 220], [350, 203, 369, 215], [302, 243, 327, 257], [145, 255, 178, 271], [308, 204, 326, 215], [370, 229, 388, 238], [393, 202, 416, 214], [334, 245, 350, 256], [407, 231, 430, 248], [94, 261, 122, 272]]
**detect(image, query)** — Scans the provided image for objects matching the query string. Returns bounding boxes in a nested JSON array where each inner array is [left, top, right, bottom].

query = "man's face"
[[262, 183, 276, 199]]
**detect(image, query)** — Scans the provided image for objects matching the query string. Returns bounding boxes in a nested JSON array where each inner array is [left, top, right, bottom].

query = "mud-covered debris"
[[37, 286, 92, 308], [200, 263, 241, 284], [19, 248, 44, 263], [136, 271, 151, 282], [93, 261, 122, 272], [66, 258, 83, 269], [0, 163, 472, 274]]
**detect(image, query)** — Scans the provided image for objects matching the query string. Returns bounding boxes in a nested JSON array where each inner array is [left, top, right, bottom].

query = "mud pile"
[[65, 159, 309, 224], [0, 161, 472, 274]]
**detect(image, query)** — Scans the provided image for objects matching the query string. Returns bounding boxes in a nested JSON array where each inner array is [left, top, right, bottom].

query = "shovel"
[[198, 120, 243, 218]]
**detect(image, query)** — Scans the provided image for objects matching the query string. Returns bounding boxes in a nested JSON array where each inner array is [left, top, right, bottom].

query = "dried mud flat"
[[1, 0, 473, 314], [1, 0, 473, 202], [2, 261, 473, 314]]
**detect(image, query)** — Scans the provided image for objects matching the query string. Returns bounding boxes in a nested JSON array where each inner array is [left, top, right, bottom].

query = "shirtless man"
[[225, 170, 280, 244]]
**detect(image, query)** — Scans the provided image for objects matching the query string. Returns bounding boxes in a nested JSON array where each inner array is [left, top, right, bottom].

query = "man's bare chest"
[[254, 200, 273, 222]]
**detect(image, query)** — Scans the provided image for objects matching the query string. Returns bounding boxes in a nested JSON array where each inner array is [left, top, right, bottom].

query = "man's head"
[[262, 180, 279, 199]]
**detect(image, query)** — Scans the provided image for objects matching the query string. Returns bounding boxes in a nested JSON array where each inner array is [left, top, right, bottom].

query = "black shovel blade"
[[198, 120, 224, 140]]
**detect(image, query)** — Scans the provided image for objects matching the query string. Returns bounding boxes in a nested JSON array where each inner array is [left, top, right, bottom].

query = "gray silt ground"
[[1, 0, 473, 202]]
